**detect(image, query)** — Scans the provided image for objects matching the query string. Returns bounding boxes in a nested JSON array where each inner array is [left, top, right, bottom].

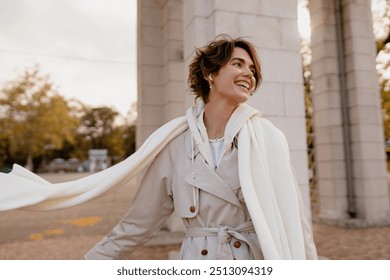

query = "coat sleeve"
[[85, 147, 175, 260]]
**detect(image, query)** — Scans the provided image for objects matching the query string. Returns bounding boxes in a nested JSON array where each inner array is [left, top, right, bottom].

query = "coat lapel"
[[185, 154, 242, 208]]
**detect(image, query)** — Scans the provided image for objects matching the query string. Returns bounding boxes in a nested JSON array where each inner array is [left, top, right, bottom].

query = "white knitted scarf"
[[0, 103, 315, 259]]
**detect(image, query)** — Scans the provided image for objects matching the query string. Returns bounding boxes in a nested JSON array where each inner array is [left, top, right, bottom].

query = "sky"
[[0, 0, 137, 116], [0, 1, 384, 117]]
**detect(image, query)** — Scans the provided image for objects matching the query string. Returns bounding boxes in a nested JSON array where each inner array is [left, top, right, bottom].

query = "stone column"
[[137, 0, 165, 146], [162, 0, 185, 122], [309, 0, 389, 223], [137, 0, 185, 232], [137, 0, 185, 146], [343, 0, 388, 222], [182, 0, 312, 216]]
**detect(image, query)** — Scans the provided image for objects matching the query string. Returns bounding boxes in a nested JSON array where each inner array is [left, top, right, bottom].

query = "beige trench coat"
[[85, 124, 316, 259], [86, 127, 265, 260]]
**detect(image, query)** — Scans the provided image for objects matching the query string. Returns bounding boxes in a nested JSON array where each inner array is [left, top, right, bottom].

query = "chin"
[[239, 93, 250, 102]]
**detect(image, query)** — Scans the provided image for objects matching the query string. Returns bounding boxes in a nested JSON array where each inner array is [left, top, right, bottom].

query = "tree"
[[121, 105, 137, 158], [372, 0, 390, 54], [0, 65, 79, 171], [77, 106, 125, 163], [372, 0, 390, 142]]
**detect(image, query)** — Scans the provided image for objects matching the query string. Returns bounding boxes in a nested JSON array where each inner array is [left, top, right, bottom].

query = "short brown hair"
[[188, 34, 262, 103]]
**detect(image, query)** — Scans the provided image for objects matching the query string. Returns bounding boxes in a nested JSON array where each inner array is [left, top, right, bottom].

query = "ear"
[[208, 74, 213, 81]]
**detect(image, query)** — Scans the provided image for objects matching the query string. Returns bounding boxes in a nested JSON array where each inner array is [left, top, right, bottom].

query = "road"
[[0, 172, 181, 259], [0, 173, 183, 260], [0, 173, 134, 241], [2, 172, 390, 260]]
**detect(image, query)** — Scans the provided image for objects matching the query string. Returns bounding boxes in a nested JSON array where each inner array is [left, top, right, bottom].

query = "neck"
[[204, 101, 237, 140]]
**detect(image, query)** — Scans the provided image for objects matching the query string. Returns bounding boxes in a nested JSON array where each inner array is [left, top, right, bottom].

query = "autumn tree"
[[373, 0, 390, 54], [372, 0, 390, 142], [0, 65, 79, 171], [121, 102, 137, 158], [76, 106, 126, 163]]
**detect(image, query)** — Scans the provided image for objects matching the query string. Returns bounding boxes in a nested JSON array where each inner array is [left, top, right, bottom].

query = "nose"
[[242, 67, 254, 78], [242, 67, 256, 91]]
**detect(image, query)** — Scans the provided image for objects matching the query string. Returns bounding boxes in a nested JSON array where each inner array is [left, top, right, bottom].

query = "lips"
[[235, 80, 250, 91]]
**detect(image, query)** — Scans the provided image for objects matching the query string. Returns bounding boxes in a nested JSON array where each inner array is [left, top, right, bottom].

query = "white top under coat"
[[209, 138, 225, 169]]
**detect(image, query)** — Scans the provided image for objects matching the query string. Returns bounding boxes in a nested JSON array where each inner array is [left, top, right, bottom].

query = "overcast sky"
[[0, 1, 385, 117], [0, 0, 136, 116]]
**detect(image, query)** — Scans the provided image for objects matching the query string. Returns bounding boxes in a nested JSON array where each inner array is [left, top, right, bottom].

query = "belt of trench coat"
[[185, 220, 262, 260]]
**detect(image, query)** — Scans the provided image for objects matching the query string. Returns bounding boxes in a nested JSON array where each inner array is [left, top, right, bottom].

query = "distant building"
[[45, 157, 83, 173], [88, 149, 109, 172]]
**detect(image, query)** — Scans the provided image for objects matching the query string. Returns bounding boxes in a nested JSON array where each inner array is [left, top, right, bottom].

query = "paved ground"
[[313, 222, 390, 260], [1, 172, 390, 260]]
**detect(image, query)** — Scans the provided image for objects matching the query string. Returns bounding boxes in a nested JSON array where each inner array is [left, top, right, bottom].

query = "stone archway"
[[136, 0, 389, 226]]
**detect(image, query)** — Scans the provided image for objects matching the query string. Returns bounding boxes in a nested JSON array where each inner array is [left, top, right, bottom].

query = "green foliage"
[[76, 107, 122, 163], [0, 65, 79, 170], [54, 106, 136, 165], [0, 66, 137, 171], [373, 0, 390, 142], [380, 80, 390, 142], [372, 0, 390, 54], [79, 107, 119, 148], [300, 35, 318, 214], [122, 124, 136, 159]]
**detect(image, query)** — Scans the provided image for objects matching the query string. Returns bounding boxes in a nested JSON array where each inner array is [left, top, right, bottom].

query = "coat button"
[[189, 206, 196, 213], [233, 241, 241, 248], [201, 249, 208, 255]]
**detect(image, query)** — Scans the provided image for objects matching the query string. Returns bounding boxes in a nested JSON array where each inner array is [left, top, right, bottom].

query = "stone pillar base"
[[313, 216, 390, 228]]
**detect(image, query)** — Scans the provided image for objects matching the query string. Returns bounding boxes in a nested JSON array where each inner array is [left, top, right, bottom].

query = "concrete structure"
[[137, 0, 186, 147], [88, 149, 109, 172], [309, 0, 389, 224], [137, 0, 389, 226]]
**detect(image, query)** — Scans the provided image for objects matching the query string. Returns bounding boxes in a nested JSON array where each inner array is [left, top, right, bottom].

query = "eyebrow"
[[230, 57, 255, 70]]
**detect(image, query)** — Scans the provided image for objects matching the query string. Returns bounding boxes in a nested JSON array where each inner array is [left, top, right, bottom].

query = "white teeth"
[[235, 81, 250, 90]]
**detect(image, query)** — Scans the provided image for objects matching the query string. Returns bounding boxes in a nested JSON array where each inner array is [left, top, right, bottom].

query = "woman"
[[0, 35, 317, 259], [84, 35, 318, 260]]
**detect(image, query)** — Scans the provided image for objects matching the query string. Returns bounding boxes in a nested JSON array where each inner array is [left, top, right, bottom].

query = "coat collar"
[[184, 102, 262, 208], [185, 152, 242, 208], [185, 102, 261, 168]]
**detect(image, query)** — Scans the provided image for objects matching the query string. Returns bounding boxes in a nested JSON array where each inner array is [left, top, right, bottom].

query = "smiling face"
[[209, 47, 256, 106]]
